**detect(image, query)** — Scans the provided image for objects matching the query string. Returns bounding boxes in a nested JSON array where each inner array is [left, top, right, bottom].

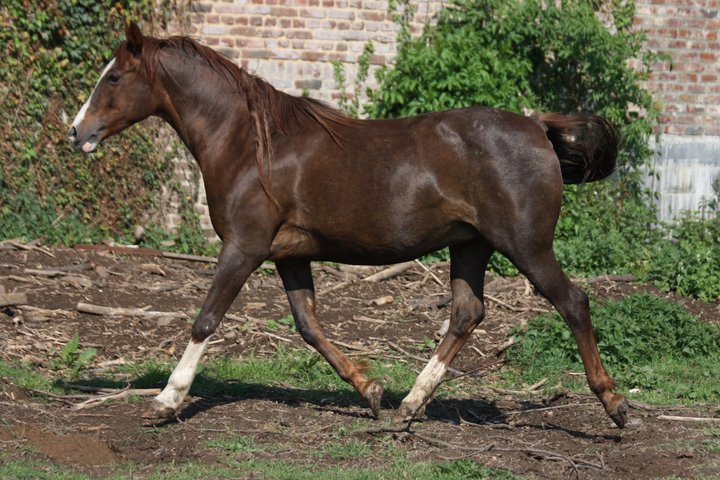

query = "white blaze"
[[71, 58, 116, 152]]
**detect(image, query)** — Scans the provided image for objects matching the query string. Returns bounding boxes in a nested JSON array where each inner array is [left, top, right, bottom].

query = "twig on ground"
[[413, 260, 444, 286], [657, 415, 720, 423], [76, 302, 187, 319], [72, 388, 161, 410], [484, 293, 549, 313], [411, 431, 603, 474], [1, 240, 55, 258], [362, 262, 415, 282]]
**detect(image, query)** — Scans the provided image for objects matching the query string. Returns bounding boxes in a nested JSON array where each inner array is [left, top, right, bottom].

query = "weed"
[[49, 333, 97, 377], [317, 439, 371, 460]]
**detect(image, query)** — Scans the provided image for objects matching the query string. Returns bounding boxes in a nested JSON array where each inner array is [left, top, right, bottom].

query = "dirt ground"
[[1, 244, 719, 479]]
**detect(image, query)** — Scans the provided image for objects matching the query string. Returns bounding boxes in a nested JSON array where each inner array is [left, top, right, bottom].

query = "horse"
[[68, 22, 628, 428]]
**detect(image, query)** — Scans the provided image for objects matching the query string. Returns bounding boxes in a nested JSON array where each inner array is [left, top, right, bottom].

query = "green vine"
[[0, 0, 186, 245]]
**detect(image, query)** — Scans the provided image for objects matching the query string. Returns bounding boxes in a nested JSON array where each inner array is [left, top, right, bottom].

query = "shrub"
[[647, 213, 720, 301]]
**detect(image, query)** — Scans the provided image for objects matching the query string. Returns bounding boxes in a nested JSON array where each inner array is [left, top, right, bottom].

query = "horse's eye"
[[107, 73, 121, 85]]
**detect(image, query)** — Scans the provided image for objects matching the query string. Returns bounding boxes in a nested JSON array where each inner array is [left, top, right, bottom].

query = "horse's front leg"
[[143, 243, 263, 420]]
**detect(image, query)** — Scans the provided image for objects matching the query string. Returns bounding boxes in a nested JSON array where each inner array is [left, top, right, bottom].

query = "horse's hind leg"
[[395, 241, 493, 423], [510, 248, 628, 428], [276, 261, 384, 417]]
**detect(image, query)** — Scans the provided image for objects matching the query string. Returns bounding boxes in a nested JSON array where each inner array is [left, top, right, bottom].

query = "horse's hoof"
[[607, 395, 629, 428], [142, 400, 175, 422], [362, 379, 384, 418], [392, 402, 425, 425]]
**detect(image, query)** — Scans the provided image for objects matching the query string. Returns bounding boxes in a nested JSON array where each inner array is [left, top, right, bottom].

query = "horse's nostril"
[[68, 126, 77, 140]]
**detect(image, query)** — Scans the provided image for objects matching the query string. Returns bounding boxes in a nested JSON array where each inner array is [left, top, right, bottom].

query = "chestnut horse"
[[68, 22, 628, 428]]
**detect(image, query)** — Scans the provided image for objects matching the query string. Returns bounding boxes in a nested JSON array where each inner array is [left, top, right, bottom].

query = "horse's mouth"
[[81, 134, 99, 153], [69, 131, 99, 153]]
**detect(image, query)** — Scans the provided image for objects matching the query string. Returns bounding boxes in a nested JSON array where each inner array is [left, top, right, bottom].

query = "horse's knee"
[[192, 313, 220, 341]]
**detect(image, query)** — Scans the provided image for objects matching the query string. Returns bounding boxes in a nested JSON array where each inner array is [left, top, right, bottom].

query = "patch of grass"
[[506, 294, 720, 404], [119, 347, 421, 402], [0, 454, 517, 480], [0, 456, 93, 480], [207, 435, 264, 454], [49, 333, 97, 377], [316, 439, 371, 460], [0, 360, 55, 392], [237, 458, 518, 480]]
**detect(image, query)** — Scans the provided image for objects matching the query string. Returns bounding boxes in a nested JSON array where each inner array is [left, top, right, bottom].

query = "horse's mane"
[[137, 35, 359, 207]]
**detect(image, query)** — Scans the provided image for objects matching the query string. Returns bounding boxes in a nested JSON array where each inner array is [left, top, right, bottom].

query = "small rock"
[[371, 295, 394, 306]]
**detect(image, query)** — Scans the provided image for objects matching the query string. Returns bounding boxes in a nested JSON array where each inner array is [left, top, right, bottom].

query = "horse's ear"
[[126, 21, 144, 57]]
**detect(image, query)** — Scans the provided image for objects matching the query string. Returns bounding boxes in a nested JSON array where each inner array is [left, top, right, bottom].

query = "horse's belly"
[[267, 220, 477, 265]]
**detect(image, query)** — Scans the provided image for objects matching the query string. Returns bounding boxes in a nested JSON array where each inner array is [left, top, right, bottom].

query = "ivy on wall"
[[0, 0, 184, 244]]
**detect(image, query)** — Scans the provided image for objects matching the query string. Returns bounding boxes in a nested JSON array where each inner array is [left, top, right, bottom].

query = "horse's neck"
[[155, 52, 253, 169]]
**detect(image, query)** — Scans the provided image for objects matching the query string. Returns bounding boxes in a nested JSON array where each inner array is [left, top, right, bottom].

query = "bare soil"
[[1, 245, 719, 479]]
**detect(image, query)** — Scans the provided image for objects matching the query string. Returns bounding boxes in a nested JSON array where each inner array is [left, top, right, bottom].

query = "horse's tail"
[[539, 113, 618, 184]]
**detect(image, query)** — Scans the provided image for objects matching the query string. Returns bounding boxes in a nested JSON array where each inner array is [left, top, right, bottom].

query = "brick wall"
[[166, 0, 720, 231], [636, 1, 720, 137], [184, 0, 442, 103], [634, 1, 720, 220]]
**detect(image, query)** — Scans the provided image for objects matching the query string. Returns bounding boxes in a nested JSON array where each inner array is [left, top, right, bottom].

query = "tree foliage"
[[367, 0, 671, 280], [369, 0, 660, 173]]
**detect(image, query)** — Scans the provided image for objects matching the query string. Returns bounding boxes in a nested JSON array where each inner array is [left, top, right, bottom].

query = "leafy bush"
[[509, 294, 720, 402], [0, 0, 184, 245], [647, 213, 720, 301], [369, 0, 659, 175]]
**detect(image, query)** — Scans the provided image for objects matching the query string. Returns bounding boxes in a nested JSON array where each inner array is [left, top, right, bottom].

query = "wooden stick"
[[1, 240, 55, 258], [413, 260, 444, 286], [0, 293, 27, 307], [76, 302, 187, 319], [72, 388, 161, 410], [362, 261, 415, 282], [161, 251, 218, 264], [657, 415, 720, 423]]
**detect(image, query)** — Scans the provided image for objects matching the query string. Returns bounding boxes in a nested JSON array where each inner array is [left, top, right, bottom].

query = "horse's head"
[[68, 22, 155, 153]]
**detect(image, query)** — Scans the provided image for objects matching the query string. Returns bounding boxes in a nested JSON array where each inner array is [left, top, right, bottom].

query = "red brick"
[[301, 51, 326, 61]]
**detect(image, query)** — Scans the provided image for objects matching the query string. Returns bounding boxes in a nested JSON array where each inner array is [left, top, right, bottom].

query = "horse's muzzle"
[[68, 126, 99, 153]]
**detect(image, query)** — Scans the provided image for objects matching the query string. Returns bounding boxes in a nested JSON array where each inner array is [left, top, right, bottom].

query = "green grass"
[[0, 454, 518, 480], [0, 458, 94, 480], [316, 439, 372, 460], [235, 458, 518, 480], [506, 294, 720, 404], [206, 435, 265, 454], [0, 361, 55, 392]]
